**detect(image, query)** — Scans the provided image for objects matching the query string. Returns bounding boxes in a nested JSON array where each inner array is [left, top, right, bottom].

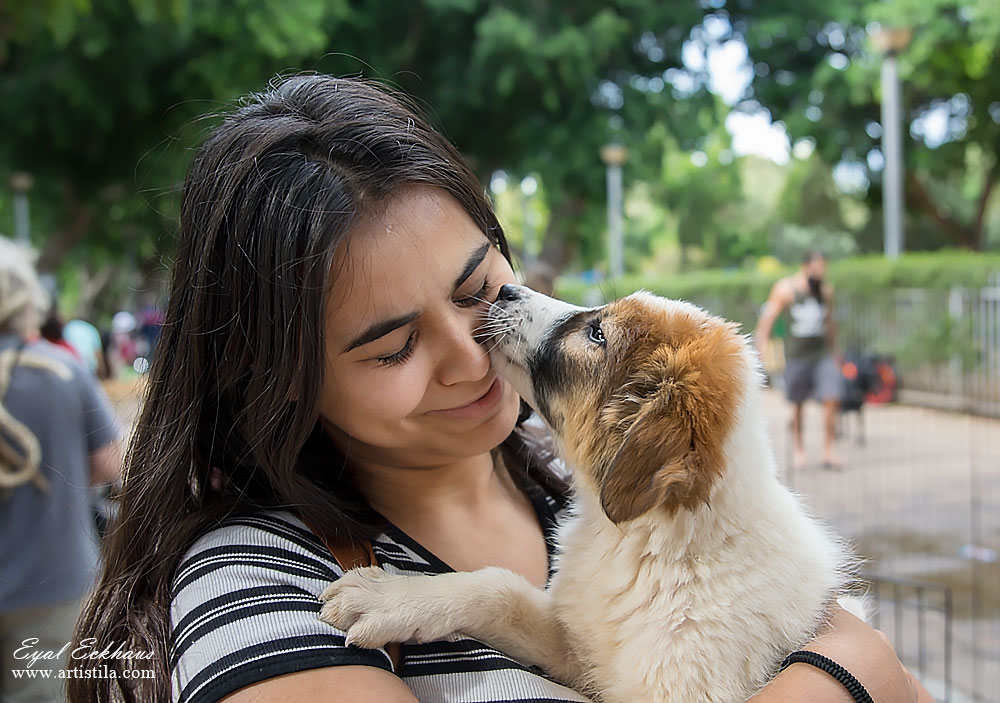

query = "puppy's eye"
[[588, 320, 606, 346]]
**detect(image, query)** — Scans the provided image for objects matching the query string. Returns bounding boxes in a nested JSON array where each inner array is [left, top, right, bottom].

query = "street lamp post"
[[871, 27, 911, 260], [9, 172, 34, 245], [600, 143, 628, 280]]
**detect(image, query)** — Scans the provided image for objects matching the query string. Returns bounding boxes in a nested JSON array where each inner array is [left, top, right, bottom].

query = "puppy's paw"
[[318, 566, 400, 633], [319, 567, 454, 648]]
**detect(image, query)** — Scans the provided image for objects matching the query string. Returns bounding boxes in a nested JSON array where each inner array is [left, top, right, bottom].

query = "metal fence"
[[770, 376, 999, 702], [835, 285, 998, 700], [837, 284, 1000, 417], [867, 575, 954, 702]]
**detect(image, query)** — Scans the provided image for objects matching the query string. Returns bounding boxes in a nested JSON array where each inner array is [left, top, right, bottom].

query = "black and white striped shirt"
[[170, 487, 589, 703]]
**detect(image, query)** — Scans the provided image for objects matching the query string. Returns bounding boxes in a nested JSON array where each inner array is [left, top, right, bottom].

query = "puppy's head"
[[486, 286, 751, 524]]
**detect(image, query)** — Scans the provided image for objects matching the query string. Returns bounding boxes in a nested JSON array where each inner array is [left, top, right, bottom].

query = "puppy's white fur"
[[320, 289, 858, 703]]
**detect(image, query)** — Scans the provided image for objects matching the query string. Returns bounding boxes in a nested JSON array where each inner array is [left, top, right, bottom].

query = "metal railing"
[[837, 285, 1000, 417], [771, 393, 997, 702], [866, 575, 954, 702]]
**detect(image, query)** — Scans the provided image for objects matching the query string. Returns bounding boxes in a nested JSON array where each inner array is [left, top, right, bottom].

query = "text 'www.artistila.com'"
[[11, 664, 156, 680]]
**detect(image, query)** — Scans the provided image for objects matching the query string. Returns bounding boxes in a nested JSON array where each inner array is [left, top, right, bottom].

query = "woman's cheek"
[[355, 364, 429, 425]]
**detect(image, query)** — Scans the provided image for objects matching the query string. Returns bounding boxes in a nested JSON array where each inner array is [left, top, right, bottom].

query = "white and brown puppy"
[[320, 286, 857, 703]]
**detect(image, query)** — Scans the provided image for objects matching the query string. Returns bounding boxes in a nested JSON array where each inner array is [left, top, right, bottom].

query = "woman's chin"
[[460, 380, 522, 452]]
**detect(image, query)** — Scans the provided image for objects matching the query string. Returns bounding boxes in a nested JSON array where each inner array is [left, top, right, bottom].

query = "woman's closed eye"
[[454, 277, 494, 308], [374, 275, 494, 367], [376, 330, 417, 367]]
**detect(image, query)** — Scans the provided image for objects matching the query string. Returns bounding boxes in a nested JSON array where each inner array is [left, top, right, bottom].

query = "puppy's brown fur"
[[544, 297, 746, 522]]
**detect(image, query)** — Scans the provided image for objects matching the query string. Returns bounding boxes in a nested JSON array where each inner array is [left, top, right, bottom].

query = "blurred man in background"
[[756, 251, 845, 471], [0, 237, 121, 703]]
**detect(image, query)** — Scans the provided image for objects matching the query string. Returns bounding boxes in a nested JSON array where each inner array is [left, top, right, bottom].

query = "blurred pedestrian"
[[756, 251, 844, 470], [521, 260, 556, 297], [0, 237, 122, 703], [110, 310, 138, 369], [138, 296, 164, 360], [38, 305, 81, 360], [62, 317, 107, 378]]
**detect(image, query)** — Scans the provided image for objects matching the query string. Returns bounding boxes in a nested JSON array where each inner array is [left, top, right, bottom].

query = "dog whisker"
[[484, 338, 508, 355]]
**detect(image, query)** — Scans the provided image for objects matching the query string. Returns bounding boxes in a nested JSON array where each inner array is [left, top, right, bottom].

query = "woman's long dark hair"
[[70, 74, 565, 703]]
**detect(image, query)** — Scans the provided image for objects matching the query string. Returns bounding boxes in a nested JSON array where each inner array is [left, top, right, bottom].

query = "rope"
[[0, 346, 51, 494]]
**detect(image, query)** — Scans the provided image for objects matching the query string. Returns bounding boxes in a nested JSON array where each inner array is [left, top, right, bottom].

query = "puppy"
[[320, 286, 858, 702]]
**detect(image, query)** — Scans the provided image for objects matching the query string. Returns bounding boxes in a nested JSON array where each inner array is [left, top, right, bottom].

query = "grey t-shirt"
[[0, 333, 120, 611]]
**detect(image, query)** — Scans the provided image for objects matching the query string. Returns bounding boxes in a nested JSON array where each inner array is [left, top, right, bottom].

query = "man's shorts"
[[784, 355, 844, 404]]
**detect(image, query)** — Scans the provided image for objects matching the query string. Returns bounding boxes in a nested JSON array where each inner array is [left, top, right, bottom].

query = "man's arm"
[[89, 439, 122, 486], [756, 279, 792, 357], [824, 284, 838, 357], [76, 372, 124, 486]]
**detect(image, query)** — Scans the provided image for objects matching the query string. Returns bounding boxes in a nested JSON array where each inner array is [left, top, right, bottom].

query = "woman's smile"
[[431, 376, 505, 420]]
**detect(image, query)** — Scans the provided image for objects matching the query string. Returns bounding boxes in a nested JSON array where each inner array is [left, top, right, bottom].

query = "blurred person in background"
[[63, 317, 109, 379], [520, 260, 556, 297], [0, 237, 122, 703], [110, 310, 139, 370], [138, 295, 164, 360], [756, 251, 845, 470], [38, 304, 81, 360]]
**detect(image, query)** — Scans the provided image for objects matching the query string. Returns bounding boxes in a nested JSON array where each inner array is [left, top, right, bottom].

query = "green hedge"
[[554, 250, 1000, 332]]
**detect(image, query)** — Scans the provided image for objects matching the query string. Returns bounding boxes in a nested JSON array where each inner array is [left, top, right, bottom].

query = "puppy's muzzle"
[[484, 285, 586, 412], [487, 285, 581, 365]]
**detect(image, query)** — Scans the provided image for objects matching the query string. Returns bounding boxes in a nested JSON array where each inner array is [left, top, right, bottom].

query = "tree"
[[1, 0, 364, 314], [2, 0, 723, 304], [724, 0, 999, 250]]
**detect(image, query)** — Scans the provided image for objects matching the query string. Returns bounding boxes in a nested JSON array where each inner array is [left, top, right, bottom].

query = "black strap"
[[779, 650, 873, 703]]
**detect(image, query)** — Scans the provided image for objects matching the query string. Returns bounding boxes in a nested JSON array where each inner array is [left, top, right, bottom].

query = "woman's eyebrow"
[[344, 311, 420, 353], [453, 242, 491, 290], [344, 242, 492, 354]]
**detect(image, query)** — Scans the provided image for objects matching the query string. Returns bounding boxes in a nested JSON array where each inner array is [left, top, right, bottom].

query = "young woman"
[[70, 75, 929, 703]]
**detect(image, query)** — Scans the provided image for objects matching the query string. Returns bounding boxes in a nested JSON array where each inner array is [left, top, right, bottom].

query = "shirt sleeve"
[[74, 367, 120, 453], [170, 513, 394, 703]]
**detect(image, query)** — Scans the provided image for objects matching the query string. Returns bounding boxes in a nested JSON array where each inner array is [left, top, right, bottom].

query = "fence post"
[[947, 287, 964, 403]]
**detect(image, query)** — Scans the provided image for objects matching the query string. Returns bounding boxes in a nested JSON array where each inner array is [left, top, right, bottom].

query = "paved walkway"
[[760, 389, 999, 703]]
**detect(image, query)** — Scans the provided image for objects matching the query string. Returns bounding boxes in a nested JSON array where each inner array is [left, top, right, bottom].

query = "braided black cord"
[[779, 650, 874, 703]]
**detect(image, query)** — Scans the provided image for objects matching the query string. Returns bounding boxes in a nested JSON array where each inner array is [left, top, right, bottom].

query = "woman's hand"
[[752, 606, 935, 703]]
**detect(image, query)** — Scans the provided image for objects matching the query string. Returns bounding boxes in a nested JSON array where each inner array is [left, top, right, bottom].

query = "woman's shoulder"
[[170, 511, 395, 703], [170, 510, 589, 703], [173, 511, 337, 591], [173, 510, 447, 595]]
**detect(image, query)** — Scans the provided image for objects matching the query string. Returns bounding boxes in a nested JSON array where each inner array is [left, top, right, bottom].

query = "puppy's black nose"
[[496, 284, 521, 302]]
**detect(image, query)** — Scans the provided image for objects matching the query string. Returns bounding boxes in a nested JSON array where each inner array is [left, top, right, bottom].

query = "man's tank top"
[[784, 286, 829, 361]]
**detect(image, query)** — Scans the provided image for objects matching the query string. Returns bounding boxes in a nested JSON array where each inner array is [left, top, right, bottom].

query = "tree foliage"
[[0, 0, 995, 318], [725, 0, 999, 250], [1, 0, 715, 295]]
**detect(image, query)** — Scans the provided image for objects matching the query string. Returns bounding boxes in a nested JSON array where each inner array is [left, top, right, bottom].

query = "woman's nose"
[[437, 313, 490, 386]]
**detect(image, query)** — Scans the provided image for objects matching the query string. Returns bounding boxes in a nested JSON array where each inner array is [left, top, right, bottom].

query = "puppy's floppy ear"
[[598, 344, 736, 524]]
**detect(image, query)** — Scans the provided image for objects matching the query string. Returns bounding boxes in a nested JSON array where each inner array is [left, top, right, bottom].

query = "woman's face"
[[320, 186, 521, 469]]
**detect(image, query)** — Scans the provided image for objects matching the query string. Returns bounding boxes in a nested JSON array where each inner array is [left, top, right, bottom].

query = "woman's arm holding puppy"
[[750, 607, 934, 703]]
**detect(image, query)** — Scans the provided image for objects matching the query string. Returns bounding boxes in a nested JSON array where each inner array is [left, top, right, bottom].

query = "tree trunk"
[[539, 197, 584, 274], [971, 158, 999, 251], [905, 172, 977, 249], [38, 182, 94, 272]]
